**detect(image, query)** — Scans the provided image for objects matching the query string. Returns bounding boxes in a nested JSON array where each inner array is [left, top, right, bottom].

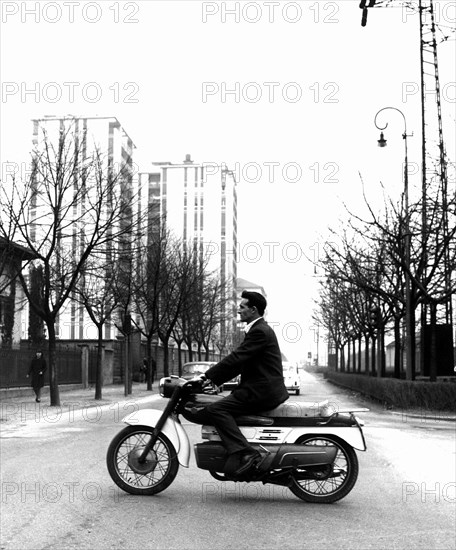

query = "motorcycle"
[[106, 376, 369, 503]]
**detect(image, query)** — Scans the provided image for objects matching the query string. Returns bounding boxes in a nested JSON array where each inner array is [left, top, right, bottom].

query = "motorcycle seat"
[[233, 400, 334, 427], [259, 400, 334, 418]]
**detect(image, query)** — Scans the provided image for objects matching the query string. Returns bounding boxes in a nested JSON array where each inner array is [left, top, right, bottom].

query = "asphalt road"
[[1, 372, 455, 550]]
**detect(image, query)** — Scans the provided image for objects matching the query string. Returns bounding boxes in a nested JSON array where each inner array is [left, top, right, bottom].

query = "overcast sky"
[[1, 0, 455, 361]]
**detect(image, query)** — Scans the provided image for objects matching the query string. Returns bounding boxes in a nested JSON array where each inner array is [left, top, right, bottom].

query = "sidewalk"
[[0, 382, 161, 430], [0, 382, 159, 406]]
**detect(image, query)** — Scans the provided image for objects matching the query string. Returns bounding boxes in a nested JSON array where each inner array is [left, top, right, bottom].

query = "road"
[[1, 372, 455, 550]]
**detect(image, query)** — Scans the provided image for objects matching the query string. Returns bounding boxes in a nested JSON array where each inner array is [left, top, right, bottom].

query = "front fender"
[[122, 410, 191, 467]]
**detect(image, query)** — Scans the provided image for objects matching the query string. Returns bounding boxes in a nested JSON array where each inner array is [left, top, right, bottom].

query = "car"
[[283, 361, 301, 395], [181, 361, 220, 394]]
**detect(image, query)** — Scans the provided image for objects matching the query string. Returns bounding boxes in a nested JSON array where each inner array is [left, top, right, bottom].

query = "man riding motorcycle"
[[194, 291, 289, 477]]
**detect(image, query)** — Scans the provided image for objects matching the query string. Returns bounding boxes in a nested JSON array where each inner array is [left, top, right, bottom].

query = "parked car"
[[283, 361, 301, 395], [181, 361, 220, 394]]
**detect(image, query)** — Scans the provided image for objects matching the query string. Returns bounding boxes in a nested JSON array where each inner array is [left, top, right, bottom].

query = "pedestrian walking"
[[140, 358, 149, 384], [27, 350, 47, 402]]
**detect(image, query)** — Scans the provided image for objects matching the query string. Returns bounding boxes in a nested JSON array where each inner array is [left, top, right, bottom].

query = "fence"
[[0, 348, 83, 389], [1, 341, 225, 389]]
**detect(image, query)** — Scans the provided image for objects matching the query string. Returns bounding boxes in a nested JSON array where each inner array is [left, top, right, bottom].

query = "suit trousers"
[[193, 392, 273, 455]]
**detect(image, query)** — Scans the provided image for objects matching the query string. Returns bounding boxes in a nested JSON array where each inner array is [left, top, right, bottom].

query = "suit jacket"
[[205, 318, 289, 406]]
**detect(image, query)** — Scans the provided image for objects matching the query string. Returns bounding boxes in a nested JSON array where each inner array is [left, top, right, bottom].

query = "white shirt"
[[244, 317, 263, 334]]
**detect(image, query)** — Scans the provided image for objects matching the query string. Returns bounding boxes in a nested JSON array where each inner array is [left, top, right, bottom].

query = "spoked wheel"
[[289, 436, 359, 503], [106, 425, 179, 495]]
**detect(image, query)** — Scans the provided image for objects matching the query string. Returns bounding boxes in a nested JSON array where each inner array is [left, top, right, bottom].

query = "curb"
[[325, 377, 456, 422], [389, 410, 456, 423]]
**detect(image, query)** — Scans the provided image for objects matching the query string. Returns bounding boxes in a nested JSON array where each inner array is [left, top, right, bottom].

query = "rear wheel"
[[106, 425, 179, 495], [289, 436, 358, 503]]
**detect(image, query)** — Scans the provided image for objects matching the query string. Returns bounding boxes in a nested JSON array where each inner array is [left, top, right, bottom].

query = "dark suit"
[[201, 318, 289, 454]]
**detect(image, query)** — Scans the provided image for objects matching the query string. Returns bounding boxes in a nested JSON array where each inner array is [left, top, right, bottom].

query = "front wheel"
[[289, 436, 359, 503], [106, 425, 179, 495]]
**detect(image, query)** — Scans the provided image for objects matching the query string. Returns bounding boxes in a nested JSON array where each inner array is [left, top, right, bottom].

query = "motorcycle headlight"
[[159, 376, 182, 398]]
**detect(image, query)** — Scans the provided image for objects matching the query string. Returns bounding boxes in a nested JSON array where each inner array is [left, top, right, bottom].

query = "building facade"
[[0, 239, 36, 348], [25, 115, 136, 341], [139, 155, 238, 349]]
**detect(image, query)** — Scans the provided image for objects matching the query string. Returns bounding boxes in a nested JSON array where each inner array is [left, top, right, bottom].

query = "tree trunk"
[[177, 342, 183, 376], [371, 336, 376, 377], [394, 316, 401, 379], [377, 325, 385, 378], [340, 345, 345, 372], [365, 334, 370, 375], [46, 320, 60, 407], [411, 304, 416, 380], [346, 341, 351, 373], [127, 334, 133, 394], [162, 339, 170, 377], [95, 326, 103, 400], [357, 337, 362, 373], [353, 339, 357, 373], [146, 334, 153, 390], [429, 302, 438, 382]]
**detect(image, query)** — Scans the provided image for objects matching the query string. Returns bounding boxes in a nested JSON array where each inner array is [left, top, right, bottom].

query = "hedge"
[[325, 371, 456, 412]]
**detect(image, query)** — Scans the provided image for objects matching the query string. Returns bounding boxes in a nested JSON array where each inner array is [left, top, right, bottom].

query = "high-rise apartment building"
[[139, 155, 238, 347], [27, 115, 136, 341]]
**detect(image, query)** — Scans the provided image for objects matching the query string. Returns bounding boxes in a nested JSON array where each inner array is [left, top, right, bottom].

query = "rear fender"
[[122, 409, 191, 467], [283, 426, 367, 451]]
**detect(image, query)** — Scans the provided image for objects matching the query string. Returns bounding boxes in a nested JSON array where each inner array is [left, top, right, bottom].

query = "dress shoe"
[[233, 450, 261, 477]]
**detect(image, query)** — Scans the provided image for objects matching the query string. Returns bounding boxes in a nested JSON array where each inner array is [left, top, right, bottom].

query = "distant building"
[[0, 238, 36, 348], [26, 115, 136, 341], [139, 155, 238, 344]]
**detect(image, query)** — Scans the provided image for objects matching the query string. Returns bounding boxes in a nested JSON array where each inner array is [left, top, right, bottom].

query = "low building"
[[0, 238, 36, 348]]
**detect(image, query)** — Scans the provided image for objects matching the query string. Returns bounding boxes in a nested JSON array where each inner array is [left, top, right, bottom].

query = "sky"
[[1, 0, 455, 362]]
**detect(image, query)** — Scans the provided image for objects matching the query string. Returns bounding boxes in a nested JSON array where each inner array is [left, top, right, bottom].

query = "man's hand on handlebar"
[[190, 374, 211, 384], [189, 374, 213, 391]]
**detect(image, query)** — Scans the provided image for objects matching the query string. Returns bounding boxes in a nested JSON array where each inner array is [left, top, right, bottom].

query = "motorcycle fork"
[[137, 386, 183, 463]]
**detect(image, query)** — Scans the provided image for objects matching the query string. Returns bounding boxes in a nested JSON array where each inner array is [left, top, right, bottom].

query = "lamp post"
[[374, 107, 414, 380]]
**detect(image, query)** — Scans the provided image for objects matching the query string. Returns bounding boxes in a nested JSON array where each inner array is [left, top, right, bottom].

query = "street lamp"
[[374, 107, 414, 380]]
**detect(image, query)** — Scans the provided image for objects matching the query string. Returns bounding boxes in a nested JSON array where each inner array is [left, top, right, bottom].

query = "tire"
[[288, 435, 359, 503], [106, 425, 179, 496], [295, 389, 300, 396]]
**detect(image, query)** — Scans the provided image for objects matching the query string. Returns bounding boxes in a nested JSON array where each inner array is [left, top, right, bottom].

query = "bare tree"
[[131, 228, 173, 387], [315, 168, 455, 381], [156, 239, 209, 376], [0, 121, 138, 406], [73, 251, 126, 400]]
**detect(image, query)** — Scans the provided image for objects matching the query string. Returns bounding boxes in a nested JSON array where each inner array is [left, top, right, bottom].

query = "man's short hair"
[[241, 290, 267, 316]]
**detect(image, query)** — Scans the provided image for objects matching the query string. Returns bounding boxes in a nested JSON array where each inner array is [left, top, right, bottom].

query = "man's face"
[[238, 298, 256, 324]]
